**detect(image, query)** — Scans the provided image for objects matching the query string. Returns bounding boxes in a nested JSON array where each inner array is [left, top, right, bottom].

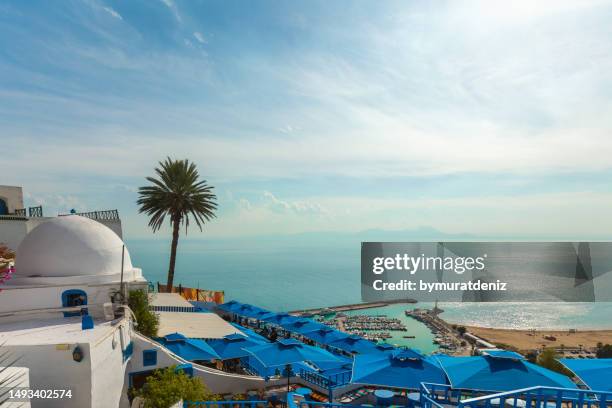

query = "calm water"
[[344, 304, 439, 353], [128, 238, 612, 331]]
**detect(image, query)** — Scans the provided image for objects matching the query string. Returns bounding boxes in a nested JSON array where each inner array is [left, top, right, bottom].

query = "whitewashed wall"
[[4, 343, 92, 408], [90, 321, 131, 408]]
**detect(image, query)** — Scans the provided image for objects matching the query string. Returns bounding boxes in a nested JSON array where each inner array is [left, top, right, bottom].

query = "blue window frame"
[[0, 199, 7, 215], [61, 289, 87, 317], [142, 349, 157, 367]]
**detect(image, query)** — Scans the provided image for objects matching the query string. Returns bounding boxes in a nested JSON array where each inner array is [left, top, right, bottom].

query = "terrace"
[[147, 299, 612, 408]]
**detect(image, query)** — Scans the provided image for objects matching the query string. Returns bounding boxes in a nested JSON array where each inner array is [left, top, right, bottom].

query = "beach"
[[466, 325, 612, 351]]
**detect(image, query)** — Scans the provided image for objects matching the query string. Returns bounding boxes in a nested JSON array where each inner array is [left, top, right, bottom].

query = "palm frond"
[[137, 157, 218, 233]]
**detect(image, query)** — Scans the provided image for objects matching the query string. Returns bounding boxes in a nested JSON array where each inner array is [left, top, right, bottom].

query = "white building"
[[0, 215, 147, 408], [0, 185, 123, 252], [0, 201, 280, 407]]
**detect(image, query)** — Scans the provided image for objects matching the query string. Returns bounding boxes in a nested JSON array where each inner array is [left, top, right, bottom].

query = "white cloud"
[[102, 7, 122, 20], [262, 191, 326, 215], [193, 32, 206, 44], [159, 0, 182, 23]]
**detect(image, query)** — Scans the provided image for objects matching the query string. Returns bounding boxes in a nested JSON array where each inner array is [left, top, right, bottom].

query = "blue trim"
[[128, 369, 155, 389], [142, 349, 157, 367], [61, 289, 87, 317], [123, 341, 134, 362], [0, 199, 7, 215]]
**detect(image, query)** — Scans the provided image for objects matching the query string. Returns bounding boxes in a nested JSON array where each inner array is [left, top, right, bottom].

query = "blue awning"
[[302, 327, 349, 345], [351, 349, 447, 389], [261, 312, 299, 326], [243, 338, 342, 369], [217, 300, 242, 313], [558, 358, 612, 391], [328, 335, 379, 354], [207, 333, 267, 360], [436, 355, 578, 392], [158, 332, 220, 362], [281, 318, 327, 334], [229, 323, 271, 343], [481, 349, 525, 360]]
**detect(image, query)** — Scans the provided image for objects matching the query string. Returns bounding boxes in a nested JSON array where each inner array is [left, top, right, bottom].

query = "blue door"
[[0, 199, 7, 215]]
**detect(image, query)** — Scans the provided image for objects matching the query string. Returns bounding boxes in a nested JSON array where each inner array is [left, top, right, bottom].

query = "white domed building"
[[0, 215, 147, 408]]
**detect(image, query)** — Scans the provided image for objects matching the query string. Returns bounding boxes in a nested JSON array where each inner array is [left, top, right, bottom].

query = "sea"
[[128, 237, 612, 353]]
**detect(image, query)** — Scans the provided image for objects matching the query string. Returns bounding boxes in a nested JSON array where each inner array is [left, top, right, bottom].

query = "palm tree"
[[138, 157, 217, 291]]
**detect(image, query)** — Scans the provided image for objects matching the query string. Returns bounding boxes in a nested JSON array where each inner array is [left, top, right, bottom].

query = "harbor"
[[289, 298, 417, 316]]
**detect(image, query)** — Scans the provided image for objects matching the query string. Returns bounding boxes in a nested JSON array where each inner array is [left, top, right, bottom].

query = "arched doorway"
[[0, 198, 7, 215]]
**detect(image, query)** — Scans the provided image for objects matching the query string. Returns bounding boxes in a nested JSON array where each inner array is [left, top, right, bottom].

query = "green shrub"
[[134, 366, 212, 408], [596, 343, 612, 358], [128, 289, 159, 338], [537, 348, 573, 376]]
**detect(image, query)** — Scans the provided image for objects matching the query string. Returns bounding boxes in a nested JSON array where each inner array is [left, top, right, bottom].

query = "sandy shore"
[[466, 326, 612, 351]]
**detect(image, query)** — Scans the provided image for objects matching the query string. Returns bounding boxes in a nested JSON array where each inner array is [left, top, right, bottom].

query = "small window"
[[143, 349, 157, 367], [61, 289, 87, 317]]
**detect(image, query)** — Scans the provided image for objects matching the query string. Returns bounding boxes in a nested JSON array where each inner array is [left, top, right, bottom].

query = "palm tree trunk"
[[166, 217, 181, 291]]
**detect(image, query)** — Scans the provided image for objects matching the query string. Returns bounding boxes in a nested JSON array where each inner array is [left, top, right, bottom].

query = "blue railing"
[[457, 386, 612, 408], [298, 369, 352, 389], [420, 383, 612, 408], [185, 401, 266, 408]]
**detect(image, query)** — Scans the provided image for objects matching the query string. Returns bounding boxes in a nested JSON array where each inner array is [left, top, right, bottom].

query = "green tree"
[[138, 158, 217, 290], [128, 290, 159, 338], [456, 326, 467, 336], [537, 348, 572, 376], [133, 366, 212, 408], [596, 343, 612, 358]]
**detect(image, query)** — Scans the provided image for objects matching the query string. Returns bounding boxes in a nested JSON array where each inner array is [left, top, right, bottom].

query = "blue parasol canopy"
[[302, 327, 350, 345], [244, 338, 342, 368], [328, 334, 379, 354], [158, 333, 220, 362], [281, 318, 327, 334], [207, 333, 267, 360], [233, 304, 269, 319], [436, 355, 578, 392], [261, 312, 299, 326], [218, 300, 241, 312], [351, 349, 447, 389], [558, 358, 612, 391], [481, 349, 525, 360], [229, 323, 270, 343]]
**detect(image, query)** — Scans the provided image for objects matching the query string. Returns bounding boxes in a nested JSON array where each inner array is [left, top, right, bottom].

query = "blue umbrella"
[[207, 333, 267, 360], [302, 327, 350, 345], [244, 338, 343, 391], [351, 349, 447, 389], [261, 312, 299, 326], [436, 355, 577, 392], [233, 304, 267, 319], [281, 318, 327, 335], [218, 300, 242, 312], [328, 335, 379, 354], [244, 338, 342, 368], [230, 323, 271, 343], [158, 333, 220, 362], [558, 358, 612, 391]]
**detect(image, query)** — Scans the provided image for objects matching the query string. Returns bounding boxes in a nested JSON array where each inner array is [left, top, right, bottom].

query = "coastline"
[[465, 325, 612, 352]]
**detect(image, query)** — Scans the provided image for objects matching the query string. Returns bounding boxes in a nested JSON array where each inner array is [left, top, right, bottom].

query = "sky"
[[2, 0, 612, 239]]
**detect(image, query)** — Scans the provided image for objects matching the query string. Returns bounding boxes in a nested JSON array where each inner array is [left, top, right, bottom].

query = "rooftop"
[[157, 311, 242, 339], [149, 293, 194, 308], [0, 315, 124, 346]]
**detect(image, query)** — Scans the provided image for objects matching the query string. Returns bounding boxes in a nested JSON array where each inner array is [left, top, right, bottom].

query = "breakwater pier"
[[289, 298, 417, 316]]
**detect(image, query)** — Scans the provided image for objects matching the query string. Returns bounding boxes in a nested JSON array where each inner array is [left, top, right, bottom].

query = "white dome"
[[16, 215, 134, 278]]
